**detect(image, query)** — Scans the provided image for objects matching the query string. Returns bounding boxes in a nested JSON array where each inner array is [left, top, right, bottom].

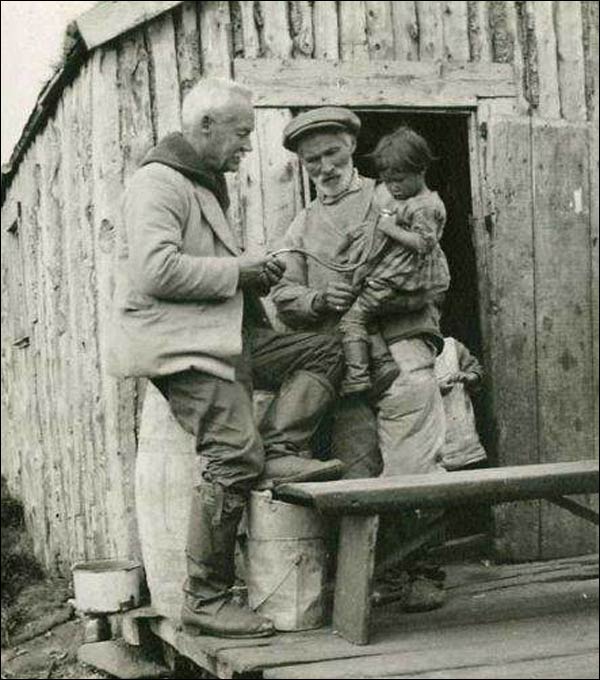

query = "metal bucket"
[[72, 559, 142, 614], [246, 490, 328, 631]]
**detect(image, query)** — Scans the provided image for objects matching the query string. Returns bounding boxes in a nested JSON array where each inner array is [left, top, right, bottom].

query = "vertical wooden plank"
[[256, 109, 304, 250], [554, 1, 587, 122], [533, 119, 596, 558], [339, 0, 370, 61], [333, 515, 379, 645], [467, 0, 492, 62], [174, 1, 201, 97], [529, 0, 560, 118], [256, 0, 292, 58], [391, 1, 419, 61], [117, 28, 156, 560], [502, 1, 529, 114], [91, 47, 135, 562], [37, 122, 71, 573], [416, 0, 445, 61], [238, 0, 260, 58], [289, 1, 314, 58], [200, 0, 233, 76], [118, 30, 155, 176], [442, 1, 470, 62], [147, 11, 182, 137], [482, 112, 540, 561], [584, 2, 599, 463], [364, 1, 395, 60], [58, 83, 88, 562], [16, 146, 48, 567], [582, 0, 599, 123], [313, 1, 340, 59]]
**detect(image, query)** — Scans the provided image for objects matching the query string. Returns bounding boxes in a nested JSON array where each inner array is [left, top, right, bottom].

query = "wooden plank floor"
[[149, 554, 599, 679]]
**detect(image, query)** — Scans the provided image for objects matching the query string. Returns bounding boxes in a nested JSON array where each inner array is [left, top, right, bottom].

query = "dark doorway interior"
[[355, 111, 491, 547], [353, 110, 482, 361]]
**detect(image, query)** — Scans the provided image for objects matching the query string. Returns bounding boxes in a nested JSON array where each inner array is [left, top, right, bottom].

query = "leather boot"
[[258, 370, 345, 487], [181, 483, 274, 638], [340, 339, 372, 395], [367, 333, 400, 401]]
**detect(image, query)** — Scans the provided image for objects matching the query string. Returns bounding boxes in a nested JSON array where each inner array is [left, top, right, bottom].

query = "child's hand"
[[438, 372, 461, 395]]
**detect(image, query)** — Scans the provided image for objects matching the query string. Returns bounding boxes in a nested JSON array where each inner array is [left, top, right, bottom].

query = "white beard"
[[315, 161, 355, 198]]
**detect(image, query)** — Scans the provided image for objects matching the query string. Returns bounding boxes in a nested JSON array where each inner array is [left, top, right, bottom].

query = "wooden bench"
[[275, 460, 599, 645]]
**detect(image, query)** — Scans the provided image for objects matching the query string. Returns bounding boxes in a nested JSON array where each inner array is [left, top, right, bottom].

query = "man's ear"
[[199, 115, 213, 133], [348, 135, 357, 154]]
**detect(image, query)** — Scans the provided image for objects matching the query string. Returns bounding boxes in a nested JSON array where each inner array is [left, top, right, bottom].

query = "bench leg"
[[333, 515, 379, 645]]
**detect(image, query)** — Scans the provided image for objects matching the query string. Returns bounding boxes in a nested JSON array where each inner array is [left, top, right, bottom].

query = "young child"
[[338, 126, 451, 396], [435, 337, 488, 470]]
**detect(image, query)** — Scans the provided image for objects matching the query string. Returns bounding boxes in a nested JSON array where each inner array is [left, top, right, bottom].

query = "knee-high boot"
[[182, 482, 274, 638], [259, 370, 344, 486]]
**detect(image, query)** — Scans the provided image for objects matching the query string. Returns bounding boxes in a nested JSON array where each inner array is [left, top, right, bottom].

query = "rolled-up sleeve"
[[271, 213, 321, 328], [125, 169, 239, 301]]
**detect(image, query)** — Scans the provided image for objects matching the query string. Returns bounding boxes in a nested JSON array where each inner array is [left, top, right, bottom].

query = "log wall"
[[1, 1, 598, 572]]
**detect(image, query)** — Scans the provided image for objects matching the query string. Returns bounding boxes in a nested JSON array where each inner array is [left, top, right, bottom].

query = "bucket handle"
[[252, 555, 302, 611]]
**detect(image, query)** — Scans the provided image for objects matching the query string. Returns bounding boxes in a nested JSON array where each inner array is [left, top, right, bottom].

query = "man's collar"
[[318, 169, 362, 205]]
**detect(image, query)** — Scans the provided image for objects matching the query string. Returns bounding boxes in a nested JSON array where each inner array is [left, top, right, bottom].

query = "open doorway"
[[354, 110, 491, 546], [353, 110, 482, 361]]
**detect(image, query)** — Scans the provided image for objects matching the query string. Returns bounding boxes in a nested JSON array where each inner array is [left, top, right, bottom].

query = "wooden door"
[[477, 109, 597, 560]]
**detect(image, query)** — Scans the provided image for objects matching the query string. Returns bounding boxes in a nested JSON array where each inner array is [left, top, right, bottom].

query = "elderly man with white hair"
[[109, 79, 345, 638]]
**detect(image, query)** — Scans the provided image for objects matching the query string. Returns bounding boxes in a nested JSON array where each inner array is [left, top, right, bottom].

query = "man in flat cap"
[[272, 107, 447, 610]]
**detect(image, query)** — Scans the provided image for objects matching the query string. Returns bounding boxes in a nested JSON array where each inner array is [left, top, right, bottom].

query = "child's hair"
[[370, 126, 437, 174]]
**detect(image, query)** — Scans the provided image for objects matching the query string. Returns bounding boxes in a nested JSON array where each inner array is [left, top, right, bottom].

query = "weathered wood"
[[264, 628, 598, 680], [582, 0, 599, 122], [238, 0, 260, 58], [415, 0, 444, 61], [76, 0, 184, 50], [263, 612, 599, 677], [223, 577, 599, 674], [140, 558, 598, 673], [289, 1, 314, 58], [174, 1, 201, 97], [234, 58, 515, 107], [74, 60, 109, 559], [479, 111, 539, 561], [554, 1, 587, 121], [147, 11, 181, 137], [255, 109, 304, 249], [546, 496, 599, 527], [118, 29, 155, 175], [532, 119, 596, 558], [502, 1, 529, 114], [275, 461, 599, 514], [530, 0, 560, 118], [588, 5, 599, 462], [333, 515, 379, 645], [442, 1, 470, 62], [256, 0, 292, 58], [364, 1, 395, 60], [199, 1, 232, 77], [391, 1, 419, 61], [467, 0, 492, 62], [339, 0, 369, 61], [91, 47, 134, 561], [389, 652, 600, 680], [313, 1, 340, 60]]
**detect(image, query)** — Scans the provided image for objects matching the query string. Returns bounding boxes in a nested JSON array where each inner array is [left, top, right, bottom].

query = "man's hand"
[[237, 254, 285, 292], [313, 281, 356, 313]]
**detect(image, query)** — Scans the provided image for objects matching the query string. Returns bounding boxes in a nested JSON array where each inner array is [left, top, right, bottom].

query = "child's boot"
[[340, 339, 372, 395], [368, 333, 400, 401]]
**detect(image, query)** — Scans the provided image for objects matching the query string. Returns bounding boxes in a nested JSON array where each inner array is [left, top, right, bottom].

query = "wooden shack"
[[1, 1, 598, 576]]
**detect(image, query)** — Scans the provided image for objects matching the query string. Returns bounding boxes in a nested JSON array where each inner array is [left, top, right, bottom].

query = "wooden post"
[[333, 514, 379, 645]]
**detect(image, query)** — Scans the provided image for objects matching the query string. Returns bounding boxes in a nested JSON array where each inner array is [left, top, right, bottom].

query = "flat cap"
[[283, 107, 361, 151]]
